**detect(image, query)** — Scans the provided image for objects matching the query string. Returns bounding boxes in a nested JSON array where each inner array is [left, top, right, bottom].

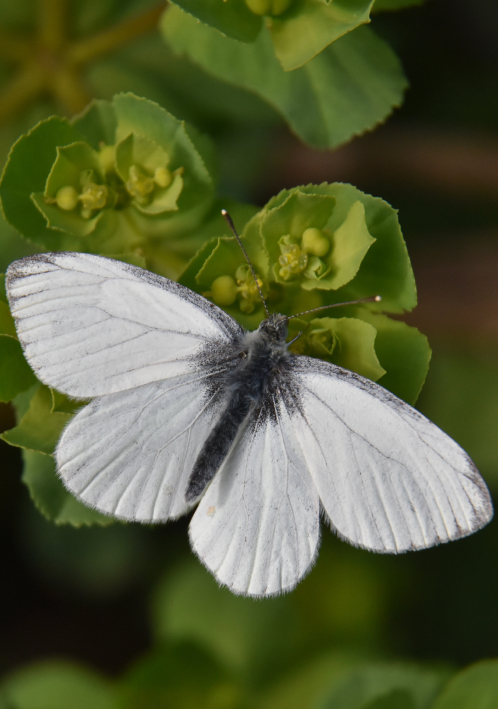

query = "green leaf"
[[417, 348, 498, 480], [50, 389, 85, 415], [1, 384, 71, 454], [0, 117, 84, 250], [363, 690, 415, 709], [259, 653, 451, 709], [31, 141, 107, 238], [373, 0, 425, 10], [168, 0, 263, 42], [21, 449, 112, 526], [269, 0, 374, 71], [0, 335, 37, 403], [71, 99, 118, 150], [1, 661, 115, 709], [297, 183, 416, 312], [356, 312, 431, 405], [119, 642, 241, 709], [318, 663, 449, 709], [0, 300, 16, 337], [319, 200, 375, 289], [177, 198, 259, 266], [432, 659, 498, 709], [0, 274, 7, 303], [162, 6, 407, 148], [291, 316, 386, 381], [151, 559, 297, 680]]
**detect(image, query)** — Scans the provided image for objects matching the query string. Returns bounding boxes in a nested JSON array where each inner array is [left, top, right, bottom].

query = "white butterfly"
[[6, 245, 493, 597]]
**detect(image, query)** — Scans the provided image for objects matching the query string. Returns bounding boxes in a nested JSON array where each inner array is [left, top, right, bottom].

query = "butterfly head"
[[257, 313, 288, 344]]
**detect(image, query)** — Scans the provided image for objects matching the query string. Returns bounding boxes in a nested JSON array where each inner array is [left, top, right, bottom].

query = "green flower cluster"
[[182, 183, 430, 406], [0, 93, 216, 272]]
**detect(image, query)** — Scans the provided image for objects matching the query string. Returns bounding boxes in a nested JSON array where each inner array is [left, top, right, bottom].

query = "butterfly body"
[[187, 314, 292, 501], [6, 252, 493, 597]]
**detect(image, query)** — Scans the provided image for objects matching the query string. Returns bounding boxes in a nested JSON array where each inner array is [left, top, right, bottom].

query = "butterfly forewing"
[[290, 357, 493, 553], [7, 253, 242, 398]]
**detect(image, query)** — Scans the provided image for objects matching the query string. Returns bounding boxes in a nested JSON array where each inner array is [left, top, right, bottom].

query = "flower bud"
[[154, 167, 173, 188], [211, 275, 237, 306], [79, 183, 108, 212], [55, 186, 79, 211], [126, 165, 155, 200], [235, 265, 265, 313], [278, 243, 308, 280], [301, 227, 330, 257]]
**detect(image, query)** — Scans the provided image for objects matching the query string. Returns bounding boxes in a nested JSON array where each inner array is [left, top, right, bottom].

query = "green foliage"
[[2, 385, 72, 455], [1, 662, 115, 709], [119, 643, 242, 709], [21, 449, 111, 526], [162, 7, 407, 149], [418, 348, 498, 483], [169, 0, 375, 72], [431, 660, 498, 709], [170, 0, 263, 42], [0, 335, 37, 402]]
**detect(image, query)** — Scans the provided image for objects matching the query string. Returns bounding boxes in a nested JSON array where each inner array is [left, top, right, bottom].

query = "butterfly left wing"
[[7, 253, 242, 398], [56, 369, 229, 522], [289, 358, 493, 553], [189, 393, 320, 597]]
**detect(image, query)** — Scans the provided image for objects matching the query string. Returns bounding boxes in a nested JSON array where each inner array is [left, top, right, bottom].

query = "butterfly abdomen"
[[185, 323, 290, 503]]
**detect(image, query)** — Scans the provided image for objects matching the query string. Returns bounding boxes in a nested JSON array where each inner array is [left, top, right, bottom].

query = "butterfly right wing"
[[290, 357, 493, 553], [56, 369, 229, 522], [7, 252, 242, 398]]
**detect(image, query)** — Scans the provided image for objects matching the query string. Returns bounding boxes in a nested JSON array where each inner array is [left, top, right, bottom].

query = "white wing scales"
[[7, 253, 241, 398], [291, 358, 493, 553], [56, 371, 226, 522], [189, 399, 320, 597]]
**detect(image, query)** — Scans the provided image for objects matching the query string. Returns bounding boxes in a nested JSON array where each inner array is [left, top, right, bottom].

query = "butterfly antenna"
[[222, 209, 270, 317], [288, 295, 382, 320]]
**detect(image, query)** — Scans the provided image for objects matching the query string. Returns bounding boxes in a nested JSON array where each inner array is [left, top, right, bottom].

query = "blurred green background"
[[0, 0, 497, 706]]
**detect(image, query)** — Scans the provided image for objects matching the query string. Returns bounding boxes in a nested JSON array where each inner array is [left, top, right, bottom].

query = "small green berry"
[[126, 165, 155, 199], [211, 276, 237, 306], [301, 227, 330, 257], [55, 186, 79, 211]]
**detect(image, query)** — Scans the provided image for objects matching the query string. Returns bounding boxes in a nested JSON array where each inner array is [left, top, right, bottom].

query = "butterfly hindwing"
[[7, 253, 242, 398], [56, 370, 231, 522], [189, 390, 321, 597], [289, 357, 493, 553]]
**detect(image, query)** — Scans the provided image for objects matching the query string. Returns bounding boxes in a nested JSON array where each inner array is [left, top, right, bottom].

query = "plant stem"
[[68, 3, 166, 66], [0, 63, 48, 124], [39, 0, 67, 53], [0, 32, 31, 63]]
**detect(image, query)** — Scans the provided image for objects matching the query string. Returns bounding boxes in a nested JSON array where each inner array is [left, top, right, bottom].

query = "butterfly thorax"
[[185, 314, 291, 503]]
